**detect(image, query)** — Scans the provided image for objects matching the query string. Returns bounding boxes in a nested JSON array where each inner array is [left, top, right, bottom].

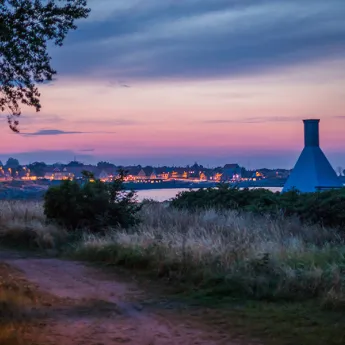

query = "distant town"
[[0, 158, 288, 181], [0, 158, 344, 189]]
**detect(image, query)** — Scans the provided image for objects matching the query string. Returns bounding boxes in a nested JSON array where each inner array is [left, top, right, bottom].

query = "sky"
[[1, 0, 345, 169]]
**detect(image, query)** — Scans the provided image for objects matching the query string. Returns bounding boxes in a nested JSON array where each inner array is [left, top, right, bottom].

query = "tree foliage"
[[5, 157, 19, 168], [27, 161, 47, 176], [66, 160, 84, 167], [44, 171, 141, 232], [171, 185, 345, 230], [97, 161, 116, 169], [0, 0, 90, 131]]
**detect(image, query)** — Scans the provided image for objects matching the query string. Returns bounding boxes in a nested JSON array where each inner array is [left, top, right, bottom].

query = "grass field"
[[1, 200, 345, 344]]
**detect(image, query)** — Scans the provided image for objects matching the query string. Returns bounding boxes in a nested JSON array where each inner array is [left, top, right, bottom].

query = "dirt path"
[[2, 253, 258, 345]]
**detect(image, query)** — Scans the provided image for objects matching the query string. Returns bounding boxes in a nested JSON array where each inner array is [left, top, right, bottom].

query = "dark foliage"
[[97, 161, 116, 169], [44, 171, 141, 232], [171, 184, 345, 229], [66, 160, 84, 167], [0, 0, 90, 131], [4, 157, 20, 168], [26, 161, 47, 177]]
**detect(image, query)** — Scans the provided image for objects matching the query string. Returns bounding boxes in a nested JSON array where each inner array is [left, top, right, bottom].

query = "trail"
[[2, 252, 258, 345]]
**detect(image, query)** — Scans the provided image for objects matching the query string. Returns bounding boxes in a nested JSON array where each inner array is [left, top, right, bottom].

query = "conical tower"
[[282, 119, 342, 193]]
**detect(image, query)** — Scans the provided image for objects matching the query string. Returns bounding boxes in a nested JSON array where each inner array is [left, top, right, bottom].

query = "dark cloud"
[[21, 129, 116, 136], [50, 0, 345, 81], [0, 150, 95, 165], [22, 129, 84, 136]]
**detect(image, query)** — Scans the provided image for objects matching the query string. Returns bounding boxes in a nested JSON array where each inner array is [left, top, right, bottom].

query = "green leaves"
[[171, 187, 345, 230], [44, 172, 141, 232], [0, 0, 90, 131]]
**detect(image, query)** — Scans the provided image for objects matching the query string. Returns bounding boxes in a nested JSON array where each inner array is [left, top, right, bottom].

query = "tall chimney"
[[303, 119, 320, 147], [283, 118, 342, 193]]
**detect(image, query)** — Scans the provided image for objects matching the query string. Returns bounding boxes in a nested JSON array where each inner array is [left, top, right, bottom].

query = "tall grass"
[[74, 204, 345, 306], [0, 201, 67, 249], [0, 263, 39, 345], [1, 200, 345, 307]]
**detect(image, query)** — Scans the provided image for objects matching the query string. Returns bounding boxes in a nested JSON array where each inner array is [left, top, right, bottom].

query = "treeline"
[[171, 184, 345, 229]]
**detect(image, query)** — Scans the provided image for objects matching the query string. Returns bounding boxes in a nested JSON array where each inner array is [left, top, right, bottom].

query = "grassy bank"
[[1, 200, 345, 344]]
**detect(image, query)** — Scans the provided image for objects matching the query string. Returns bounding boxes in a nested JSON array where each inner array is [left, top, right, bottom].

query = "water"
[[135, 187, 283, 202]]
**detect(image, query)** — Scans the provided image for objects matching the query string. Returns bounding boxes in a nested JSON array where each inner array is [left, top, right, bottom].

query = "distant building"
[[44, 167, 72, 180], [170, 168, 189, 180], [0, 166, 11, 181], [221, 164, 242, 181], [136, 167, 157, 180]]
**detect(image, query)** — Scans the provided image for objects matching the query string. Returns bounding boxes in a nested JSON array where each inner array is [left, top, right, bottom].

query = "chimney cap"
[[303, 119, 320, 123]]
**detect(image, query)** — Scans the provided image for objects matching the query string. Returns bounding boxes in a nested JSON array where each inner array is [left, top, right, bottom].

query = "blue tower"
[[282, 119, 342, 193]]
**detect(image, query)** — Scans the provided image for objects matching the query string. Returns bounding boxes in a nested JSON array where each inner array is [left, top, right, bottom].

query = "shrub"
[[171, 185, 345, 230], [44, 171, 141, 232]]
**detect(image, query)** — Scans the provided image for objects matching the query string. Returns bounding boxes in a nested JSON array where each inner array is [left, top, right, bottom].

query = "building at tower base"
[[282, 119, 342, 193]]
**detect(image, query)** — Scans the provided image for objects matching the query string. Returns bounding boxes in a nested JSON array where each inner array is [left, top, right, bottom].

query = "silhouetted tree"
[[81, 170, 95, 180], [0, 0, 90, 132], [27, 161, 47, 177], [5, 157, 20, 168], [97, 161, 116, 169], [67, 160, 84, 167]]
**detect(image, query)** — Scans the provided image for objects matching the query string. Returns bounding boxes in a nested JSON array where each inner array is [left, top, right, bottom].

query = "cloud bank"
[[51, 0, 345, 81]]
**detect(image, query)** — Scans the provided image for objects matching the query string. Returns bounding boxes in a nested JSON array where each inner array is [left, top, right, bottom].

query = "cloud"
[[202, 116, 304, 124], [107, 80, 131, 88], [1, 113, 64, 126], [50, 0, 345, 81], [22, 129, 84, 136], [0, 150, 95, 164], [79, 148, 95, 152], [72, 118, 142, 126], [202, 92, 263, 100], [21, 129, 116, 136]]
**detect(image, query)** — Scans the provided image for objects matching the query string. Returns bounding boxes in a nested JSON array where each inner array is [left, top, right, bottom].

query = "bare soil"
[[1, 252, 259, 345]]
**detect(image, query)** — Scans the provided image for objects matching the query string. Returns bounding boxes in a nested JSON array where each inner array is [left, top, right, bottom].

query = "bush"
[[171, 185, 345, 230], [44, 171, 141, 232]]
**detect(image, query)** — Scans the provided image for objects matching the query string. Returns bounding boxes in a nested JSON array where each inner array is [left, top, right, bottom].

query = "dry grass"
[[0, 263, 40, 345], [1, 201, 345, 344], [1, 200, 345, 305], [0, 200, 68, 249], [74, 204, 345, 304]]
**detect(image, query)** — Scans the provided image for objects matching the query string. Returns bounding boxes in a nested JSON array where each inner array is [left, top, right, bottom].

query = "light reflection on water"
[[135, 187, 283, 202]]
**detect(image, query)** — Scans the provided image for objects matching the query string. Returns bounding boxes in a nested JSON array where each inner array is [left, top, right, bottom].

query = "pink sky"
[[1, 58, 345, 169], [1, 0, 345, 169]]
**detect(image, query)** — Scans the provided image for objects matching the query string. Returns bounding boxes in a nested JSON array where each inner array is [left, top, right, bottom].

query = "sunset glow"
[[1, 0, 344, 168]]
